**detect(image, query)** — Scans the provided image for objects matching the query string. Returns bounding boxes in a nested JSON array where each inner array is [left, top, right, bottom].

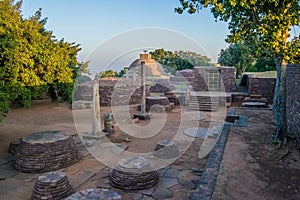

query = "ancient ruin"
[[110, 156, 159, 190], [32, 171, 73, 200], [14, 131, 81, 173]]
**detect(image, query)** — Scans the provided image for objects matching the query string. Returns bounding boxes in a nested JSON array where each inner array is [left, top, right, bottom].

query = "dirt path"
[[212, 108, 300, 200]]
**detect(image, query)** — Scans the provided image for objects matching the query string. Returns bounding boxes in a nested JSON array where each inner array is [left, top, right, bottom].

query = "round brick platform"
[[153, 140, 180, 159], [32, 171, 74, 200], [65, 188, 121, 200], [110, 156, 159, 190], [15, 131, 81, 173]]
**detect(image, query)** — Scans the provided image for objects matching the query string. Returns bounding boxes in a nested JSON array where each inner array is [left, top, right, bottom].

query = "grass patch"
[[244, 71, 276, 78]]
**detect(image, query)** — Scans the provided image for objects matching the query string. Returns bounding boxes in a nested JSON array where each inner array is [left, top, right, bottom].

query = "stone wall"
[[99, 78, 150, 106], [149, 79, 175, 93], [248, 77, 276, 103], [193, 67, 236, 92], [193, 67, 209, 91], [170, 69, 194, 84], [74, 81, 93, 101], [220, 67, 236, 92], [286, 64, 300, 142]]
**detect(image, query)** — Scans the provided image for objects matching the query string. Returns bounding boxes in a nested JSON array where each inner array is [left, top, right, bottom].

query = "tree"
[[100, 70, 117, 78], [218, 42, 254, 77], [175, 50, 212, 66], [0, 0, 80, 121], [150, 48, 211, 74], [176, 0, 300, 146]]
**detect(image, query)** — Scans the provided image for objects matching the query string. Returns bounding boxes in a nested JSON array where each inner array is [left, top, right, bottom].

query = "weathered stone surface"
[[110, 156, 159, 190], [0, 168, 17, 180], [15, 131, 81, 173], [248, 77, 276, 103], [153, 140, 180, 159], [171, 69, 194, 84], [32, 171, 73, 200], [149, 79, 175, 93], [286, 64, 300, 144], [152, 188, 173, 200], [65, 188, 121, 200], [100, 77, 150, 106], [193, 67, 236, 92], [8, 138, 21, 154], [157, 177, 178, 189]]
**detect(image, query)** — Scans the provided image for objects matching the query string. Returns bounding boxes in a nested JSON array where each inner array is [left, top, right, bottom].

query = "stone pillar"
[[141, 60, 146, 113], [92, 80, 101, 135]]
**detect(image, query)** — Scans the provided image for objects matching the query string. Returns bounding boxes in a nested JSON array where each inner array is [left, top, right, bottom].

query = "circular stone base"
[[153, 140, 180, 159], [32, 171, 74, 200], [65, 188, 121, 200], [15, 131, 81, 173], [110, 156, 159, 190]]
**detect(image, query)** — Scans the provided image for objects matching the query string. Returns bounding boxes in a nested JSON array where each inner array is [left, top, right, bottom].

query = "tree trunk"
[[272, 55, 287, 146]]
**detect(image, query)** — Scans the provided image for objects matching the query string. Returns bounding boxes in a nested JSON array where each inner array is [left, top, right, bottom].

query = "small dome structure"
[[126, 53, 169, 84]]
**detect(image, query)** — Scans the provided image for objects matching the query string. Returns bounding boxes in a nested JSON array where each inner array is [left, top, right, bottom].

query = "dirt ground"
[[212, 107, 300, 200], [0, 100, 225, 199], [0, 101, 300, 199]]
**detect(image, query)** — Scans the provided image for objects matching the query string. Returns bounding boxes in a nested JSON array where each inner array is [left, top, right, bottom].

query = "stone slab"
[[65, 188, 121, 200], [0, 168, 17, 180]]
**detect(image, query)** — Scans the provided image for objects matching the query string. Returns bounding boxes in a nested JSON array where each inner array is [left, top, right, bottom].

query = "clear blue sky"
[[21, 0, 230, 71]]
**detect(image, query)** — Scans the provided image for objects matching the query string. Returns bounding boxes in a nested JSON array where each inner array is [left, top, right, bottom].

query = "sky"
[[21, 0, 230, 72]]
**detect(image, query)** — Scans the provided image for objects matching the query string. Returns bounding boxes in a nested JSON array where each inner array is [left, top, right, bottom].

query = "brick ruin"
[[193, 66, 236, 92], [74, 78, 150, 106], [170, 69, 194, 85], [240, 75, 276, 103], [286, 64, 300, 142]]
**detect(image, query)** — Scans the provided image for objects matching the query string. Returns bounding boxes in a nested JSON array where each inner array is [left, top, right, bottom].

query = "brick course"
[[248, 77, 276, 103], [286, 64, 300, 142]]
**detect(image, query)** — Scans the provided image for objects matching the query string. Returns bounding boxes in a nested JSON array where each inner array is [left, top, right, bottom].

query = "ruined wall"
[[193, 67, 209, 91], [286, 64, 300, 142], [99, 78, 150, 106], [193, 67, 236, 92], [74, 81, 93, 101], [220, 67, 236, 92], [248, 77, 276, 103], [170, 69, 194, 84]]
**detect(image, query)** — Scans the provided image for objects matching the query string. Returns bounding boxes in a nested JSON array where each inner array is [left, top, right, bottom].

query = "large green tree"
[[176, 0, 300, 146], [150, 48, 212, 74], [175, 50, 212, 66], [0, 0, 80, 121], [218, 42, 254, 77]]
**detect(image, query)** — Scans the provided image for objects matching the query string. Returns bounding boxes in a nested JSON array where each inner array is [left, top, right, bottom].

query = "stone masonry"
[[286, 64, 300, 143], [99, 78, 150, 106], [193, 66, 236, 92], [248, 77, 276, 103], [220, 67, 236, 92]]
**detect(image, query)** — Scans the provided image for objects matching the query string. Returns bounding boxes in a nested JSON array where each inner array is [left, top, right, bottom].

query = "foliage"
[[150, 48, 211, 74], [0, 0, 81, 122], [218, 42, 254, 77], [99, 70, 117, 78], [218, 42, 276, 75], [115, 69, 127, 77], [175, 50, 212, 66], [176, 0, 300, 144]]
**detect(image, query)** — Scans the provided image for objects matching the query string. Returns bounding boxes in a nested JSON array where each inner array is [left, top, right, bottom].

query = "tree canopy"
[[218, 42, 254, 77], [176, 0, 300, 145], [218, 42, 276, 76], [0, 0, 81, 122], [150, 48, 212, 74]]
